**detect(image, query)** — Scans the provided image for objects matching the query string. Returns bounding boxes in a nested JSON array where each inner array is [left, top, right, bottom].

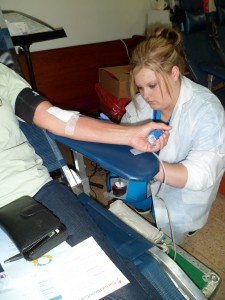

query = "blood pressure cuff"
[[15, 88, 46, 124]]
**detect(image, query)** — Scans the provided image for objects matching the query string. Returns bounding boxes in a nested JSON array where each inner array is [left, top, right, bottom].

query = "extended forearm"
[[33, 102, 171, 153], [74, 116, 132, 144]]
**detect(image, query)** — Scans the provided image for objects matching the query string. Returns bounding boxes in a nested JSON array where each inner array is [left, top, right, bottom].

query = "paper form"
[[0, 228, 129, 299]]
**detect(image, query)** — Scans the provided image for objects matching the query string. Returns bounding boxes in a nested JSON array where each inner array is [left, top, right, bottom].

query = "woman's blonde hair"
[[130, 25, 186, 100]]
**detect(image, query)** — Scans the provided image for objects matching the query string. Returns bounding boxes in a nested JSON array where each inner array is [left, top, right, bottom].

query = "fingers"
[[151, 131, 169, 152], [130, 122, 171, 153]]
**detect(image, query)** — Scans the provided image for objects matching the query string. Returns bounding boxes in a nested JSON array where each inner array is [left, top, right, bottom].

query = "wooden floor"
[[59, 144, 225, 299]]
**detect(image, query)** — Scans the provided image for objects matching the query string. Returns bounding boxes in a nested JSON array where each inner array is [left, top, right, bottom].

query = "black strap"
[[15, 88, 46, 124]]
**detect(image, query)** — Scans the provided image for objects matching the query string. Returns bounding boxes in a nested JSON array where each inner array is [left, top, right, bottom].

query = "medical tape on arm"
[[47, 107, 80, 135]]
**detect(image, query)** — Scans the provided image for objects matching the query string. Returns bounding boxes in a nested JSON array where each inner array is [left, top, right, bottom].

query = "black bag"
[[0, 196, 68, 261]]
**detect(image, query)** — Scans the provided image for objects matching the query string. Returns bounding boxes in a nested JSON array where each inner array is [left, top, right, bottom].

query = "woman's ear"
[[171, 66, 180, 81]]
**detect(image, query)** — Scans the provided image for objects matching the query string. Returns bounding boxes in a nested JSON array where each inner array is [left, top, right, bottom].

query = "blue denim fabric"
[[34, 180, 162, 299]]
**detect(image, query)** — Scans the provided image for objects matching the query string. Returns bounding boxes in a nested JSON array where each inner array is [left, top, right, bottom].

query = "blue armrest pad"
[[48, 133, 159, 182], [199, 61, 225, 81]]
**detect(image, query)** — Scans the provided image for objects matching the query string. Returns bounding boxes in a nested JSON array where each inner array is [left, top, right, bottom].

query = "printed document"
[[0, 228, 129, 299]]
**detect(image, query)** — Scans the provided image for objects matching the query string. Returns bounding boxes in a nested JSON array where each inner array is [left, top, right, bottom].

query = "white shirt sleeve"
[[182, 151, 224, 190]]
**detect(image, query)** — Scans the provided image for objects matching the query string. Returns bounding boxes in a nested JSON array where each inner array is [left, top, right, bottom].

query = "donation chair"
[[0, 8, 219, 299], [214, 0, 225, 52], [17, 121, 209, 300], [171, 0, 225, 108]]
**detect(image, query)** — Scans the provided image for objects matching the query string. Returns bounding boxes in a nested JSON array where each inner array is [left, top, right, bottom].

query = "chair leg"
[[72, 151, 91, 195], [208, 74, 214, 90]]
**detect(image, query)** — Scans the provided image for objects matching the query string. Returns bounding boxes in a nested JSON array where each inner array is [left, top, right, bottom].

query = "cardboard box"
[[98, 65, 130, 98]]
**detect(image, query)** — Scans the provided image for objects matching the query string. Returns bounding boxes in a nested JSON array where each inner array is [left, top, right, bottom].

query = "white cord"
[[119, 39, 130, 60], [152, 152, 177, 261]]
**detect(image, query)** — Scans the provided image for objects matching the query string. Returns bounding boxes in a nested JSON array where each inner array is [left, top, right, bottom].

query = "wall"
[[17, 38, 139, 117], [0, 0, 150, 51]]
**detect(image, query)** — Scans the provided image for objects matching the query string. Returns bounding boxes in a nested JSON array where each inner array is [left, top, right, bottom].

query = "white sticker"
[[47, 107, 79, 122], [130, 148, 143, 155]]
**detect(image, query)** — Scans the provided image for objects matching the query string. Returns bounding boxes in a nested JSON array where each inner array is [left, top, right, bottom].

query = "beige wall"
[[0, 0, 150, 51]]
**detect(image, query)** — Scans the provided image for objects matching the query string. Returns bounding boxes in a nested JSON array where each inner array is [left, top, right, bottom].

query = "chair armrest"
[[199, 61, 225, 81], [48, 133, 159, 182]]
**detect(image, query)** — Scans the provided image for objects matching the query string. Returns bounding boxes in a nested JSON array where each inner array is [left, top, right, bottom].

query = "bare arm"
[[154, 161, 188, 188], [33, 101, 171, 153]]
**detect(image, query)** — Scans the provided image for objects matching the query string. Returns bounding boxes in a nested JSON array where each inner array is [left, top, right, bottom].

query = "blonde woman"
[[121, 25, 225, 244]]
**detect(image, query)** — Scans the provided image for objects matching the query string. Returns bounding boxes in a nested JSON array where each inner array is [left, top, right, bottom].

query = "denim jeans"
[[34, 180, 162, 299]]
